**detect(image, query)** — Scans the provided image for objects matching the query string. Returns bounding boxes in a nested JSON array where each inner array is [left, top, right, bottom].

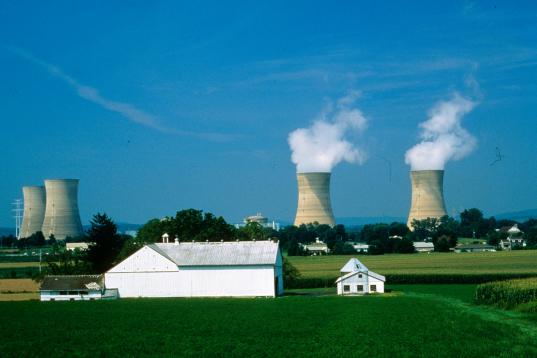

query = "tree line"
[[1, 208, 537, 275]]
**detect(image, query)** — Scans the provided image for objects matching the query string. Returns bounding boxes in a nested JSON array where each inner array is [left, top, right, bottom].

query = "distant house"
[[300, 238, 329, 255], [413, 242, 435, 253], [498, 225, 526, 250], [336, 258, 385, 295], [454, 244, 496, 253], [105, 240, 283, 298], [352, 243, 370, 253], [40, 275, 115, 301], [66, 242, 90, 251]]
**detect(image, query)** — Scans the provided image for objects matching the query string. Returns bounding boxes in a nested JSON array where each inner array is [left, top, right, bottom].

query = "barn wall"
[[105, 265, 277, 298]]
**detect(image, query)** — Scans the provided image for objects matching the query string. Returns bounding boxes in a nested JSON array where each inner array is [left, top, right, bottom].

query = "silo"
[[294, 172, 336, 227], [407, 170, 447, 229], [41, 179, 84, 240], [20, 186, 46, 238]]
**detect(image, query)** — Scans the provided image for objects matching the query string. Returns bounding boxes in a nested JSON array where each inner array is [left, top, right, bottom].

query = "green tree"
[[394, 237, 416, 253], [86, 213, 125, 273]]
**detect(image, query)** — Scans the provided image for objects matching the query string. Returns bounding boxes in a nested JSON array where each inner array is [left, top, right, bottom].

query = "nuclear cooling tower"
[[294, 172, 336, 227], [41, 179, 84, 240], [407, 170, 447, 229], [20, 186, 46, 238]]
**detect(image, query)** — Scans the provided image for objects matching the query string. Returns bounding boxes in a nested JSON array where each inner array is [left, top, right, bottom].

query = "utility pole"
[[12, 199, 23, 240]]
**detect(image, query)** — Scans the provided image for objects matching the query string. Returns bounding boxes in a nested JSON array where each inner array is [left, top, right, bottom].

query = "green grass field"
[[1, 285, 537, 357], [288, 251, 537, 278]]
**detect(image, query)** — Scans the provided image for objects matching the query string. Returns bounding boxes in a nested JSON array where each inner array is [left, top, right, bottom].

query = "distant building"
[[300, 238, 330, 255], [351, 243, 370, 253], [413, 242, 435, 253], [105, 240, 283, 298], [66, 242, 90, 251], [39, 275, 117, 301], [498, 224, 526, 250], [454, 244, 496, 253], [336, 258, 385, 295], [234, 213, 280, 231]]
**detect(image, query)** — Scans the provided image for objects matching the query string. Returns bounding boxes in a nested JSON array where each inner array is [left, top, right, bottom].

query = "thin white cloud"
[[9, 48, 236, 142]]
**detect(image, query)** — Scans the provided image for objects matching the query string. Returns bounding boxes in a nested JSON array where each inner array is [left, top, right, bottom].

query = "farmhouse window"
[[370, 285, 377, 292], [358, 274, 362, 278], [357, 285, 363, 292], [60, 291, 68, 295], [343, 285, 351, 293]]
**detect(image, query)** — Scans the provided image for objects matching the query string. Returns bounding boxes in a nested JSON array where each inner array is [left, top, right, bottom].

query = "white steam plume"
[[405, 93, 477, 171], [288, 91, 368, 173]]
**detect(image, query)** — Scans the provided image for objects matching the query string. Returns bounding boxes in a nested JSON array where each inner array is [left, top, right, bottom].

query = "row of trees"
[[2, 208, 537, 271]]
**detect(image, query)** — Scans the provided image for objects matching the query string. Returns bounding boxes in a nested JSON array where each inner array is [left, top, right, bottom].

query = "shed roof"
[[341, 258, 368, 273], [148, 241, 280, 266], [40, 275, 103, 291], [413, 242, 435, 249]]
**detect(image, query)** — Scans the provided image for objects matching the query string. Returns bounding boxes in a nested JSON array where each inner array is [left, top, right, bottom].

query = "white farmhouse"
[[105, 240, 283, 298], [336, 258, 385, 295]]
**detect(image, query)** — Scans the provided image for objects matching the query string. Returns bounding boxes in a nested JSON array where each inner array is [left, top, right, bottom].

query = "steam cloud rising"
[[405, 94, 477, 171], [288, 92, 368, 173]]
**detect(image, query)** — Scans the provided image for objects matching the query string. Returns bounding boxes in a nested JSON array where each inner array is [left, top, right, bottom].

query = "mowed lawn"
[[288, 251, 537, 278], [1, 286, 537, 357]]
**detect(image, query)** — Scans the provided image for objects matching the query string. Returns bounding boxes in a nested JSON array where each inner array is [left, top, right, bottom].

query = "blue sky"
[[1, 1, 536, 227]]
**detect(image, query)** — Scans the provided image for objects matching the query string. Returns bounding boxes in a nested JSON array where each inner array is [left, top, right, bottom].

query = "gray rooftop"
[[148, 241, 280, 266]]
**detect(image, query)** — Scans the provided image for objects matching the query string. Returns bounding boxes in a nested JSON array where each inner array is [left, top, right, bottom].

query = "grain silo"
[[407, 170, 447, 229], [41, 179, 84, 240], [294, 172, 336, 227], [20, 186, 46, 238]]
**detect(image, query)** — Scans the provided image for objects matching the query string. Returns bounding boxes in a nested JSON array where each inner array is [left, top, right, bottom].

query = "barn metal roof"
[[148, 241, 280, 266]]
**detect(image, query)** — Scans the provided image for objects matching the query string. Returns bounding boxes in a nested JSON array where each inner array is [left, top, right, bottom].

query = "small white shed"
[[105, 240, 283, 298], [336, 258, 385, 295], [40, 275, 105, 301]]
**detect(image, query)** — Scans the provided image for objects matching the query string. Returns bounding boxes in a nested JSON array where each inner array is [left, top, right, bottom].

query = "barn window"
[[357, 285, 364, 292], [358, 274, 362, 278], [370, 285, 377, 292], [343, 285, 351, 293], [60, 291, 68, 295]]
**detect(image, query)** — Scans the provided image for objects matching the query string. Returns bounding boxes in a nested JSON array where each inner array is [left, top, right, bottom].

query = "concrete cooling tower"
[[294, 172, 336, 227], [407, 170, 447, 229], [41, 179, 84, 240], [20, 186, 46, 238]]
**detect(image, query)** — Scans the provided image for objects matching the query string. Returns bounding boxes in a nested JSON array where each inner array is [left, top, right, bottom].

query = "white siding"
[[40, 291, 102, 301], [105, 265, 278, 298], [337, 272, 385, 295], [108, 246, 179, 273]]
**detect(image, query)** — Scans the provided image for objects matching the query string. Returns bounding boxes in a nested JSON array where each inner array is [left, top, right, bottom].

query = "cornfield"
[[475, 278, 537, 309]]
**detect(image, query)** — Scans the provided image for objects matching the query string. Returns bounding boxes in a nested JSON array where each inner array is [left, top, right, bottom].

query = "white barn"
[[336, 258, 385, 295], [105, 240, 284, 298]]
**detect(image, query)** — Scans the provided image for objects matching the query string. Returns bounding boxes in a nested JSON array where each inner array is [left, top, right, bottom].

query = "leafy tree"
[[486, 230, 507, 246], [286, 239, 306, 256], [525, 225, 537, 248], [86, 213, 125, 273], [459, 208, 489, 238], [394, 237, 416, 253], [433, 235, 456, 252], [283, 258, 301, 286]]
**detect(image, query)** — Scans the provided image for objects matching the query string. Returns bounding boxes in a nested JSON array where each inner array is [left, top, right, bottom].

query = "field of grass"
[[288, 251, 537, 278], [1, 285, 537, 357]]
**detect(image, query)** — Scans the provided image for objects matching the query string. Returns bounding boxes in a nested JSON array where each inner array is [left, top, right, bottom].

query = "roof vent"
[[174, 237, 179, 245]]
